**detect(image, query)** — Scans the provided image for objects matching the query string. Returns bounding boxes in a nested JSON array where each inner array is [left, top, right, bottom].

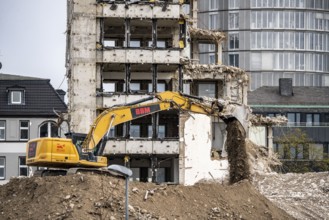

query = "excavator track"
[[67, 167, 122, 177], [33, 168, 123, 178]]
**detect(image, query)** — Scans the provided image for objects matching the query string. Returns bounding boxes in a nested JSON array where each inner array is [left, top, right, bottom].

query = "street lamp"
[[108, 164, 133, 220]]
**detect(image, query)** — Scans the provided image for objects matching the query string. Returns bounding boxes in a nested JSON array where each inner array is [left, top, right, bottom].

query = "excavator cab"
[[64, 132, 86, 155]]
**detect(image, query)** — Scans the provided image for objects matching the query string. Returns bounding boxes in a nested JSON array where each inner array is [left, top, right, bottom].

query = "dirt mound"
[[0, 174, 293, 220], [226, 119, 250, 184]]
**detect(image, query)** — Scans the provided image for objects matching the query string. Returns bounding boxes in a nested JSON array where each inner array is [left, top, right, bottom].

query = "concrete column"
[[267, 126, 273, 157], [242, 81, 248, 105], [225, 78, 232, 99], [151, 156, 158, 183], [217, 43, 223, 65], [67, 0, 97, 133], [192, 0, 198, 28]]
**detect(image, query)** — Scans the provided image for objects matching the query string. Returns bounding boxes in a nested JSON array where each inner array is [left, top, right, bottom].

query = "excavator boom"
[[26, 91, 250, 172]]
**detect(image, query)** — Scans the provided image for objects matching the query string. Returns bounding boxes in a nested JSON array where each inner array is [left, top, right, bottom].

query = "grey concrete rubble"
[[188, 26, 226, 43]]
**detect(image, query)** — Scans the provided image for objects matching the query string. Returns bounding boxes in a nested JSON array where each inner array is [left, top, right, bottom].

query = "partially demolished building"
[[66, 0, 249, 185]]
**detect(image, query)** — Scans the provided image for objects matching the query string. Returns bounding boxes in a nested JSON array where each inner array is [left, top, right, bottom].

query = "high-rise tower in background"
[[198, 0, 329, 90]]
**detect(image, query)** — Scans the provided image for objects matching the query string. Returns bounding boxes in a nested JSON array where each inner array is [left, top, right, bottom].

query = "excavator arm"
[[26, 91, 249, 171], [83, 91, 249, 154]]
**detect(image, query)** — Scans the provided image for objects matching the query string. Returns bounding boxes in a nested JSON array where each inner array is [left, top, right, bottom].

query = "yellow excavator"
[[26, 91, 249, 175]]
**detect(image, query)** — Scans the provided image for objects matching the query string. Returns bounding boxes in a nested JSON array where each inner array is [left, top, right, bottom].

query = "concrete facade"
[[66, 0, 249, 185]]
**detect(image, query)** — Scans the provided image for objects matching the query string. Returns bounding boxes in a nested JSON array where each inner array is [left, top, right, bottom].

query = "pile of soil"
[[0, 174, 293, 220]]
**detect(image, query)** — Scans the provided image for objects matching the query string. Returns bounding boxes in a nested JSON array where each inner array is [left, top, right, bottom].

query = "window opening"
[[0, 121, 5, 140], [18, 156, 28, 176], [20, 121, 29, 140], [39, 121, 59, 138], [0, 157, 5, 180]]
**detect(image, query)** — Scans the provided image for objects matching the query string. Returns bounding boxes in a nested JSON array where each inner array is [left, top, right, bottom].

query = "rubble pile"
[[246, 139, 282, 175], [0, 174, 293, 220], [253, 172, 329, 220], [250, 114, 288, 126], [183, 63, 246, 79], [188, 27, 226, 43]]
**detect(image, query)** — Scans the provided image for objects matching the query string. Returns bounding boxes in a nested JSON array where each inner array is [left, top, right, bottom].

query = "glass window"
[[183, 83, 190, 95], [250, 72, 262, 90], [20, 121, 29, 141], [229, 0, 240, 9], [268, 32, 273, 48], [279, 11, 284, 28], [148, 40, 166, 48], [209, 0, 218, 9], [287, 113, 301, 125], [130, 83, 141, 92], [251, 53, 261, 70], [209, 54, 216, 64], [257, 11, 262, 28], [295, 53, 305, 70], [272, 11, 278, 28], [251, 0, 257, 7], [257, 0, 262, 7], [262, 32, 267, 48], [148, 125, 166, 139], [104, 39, 116, 47], [148, 83, 166, 93], [306, 113, 320, 126], [0, 121, 5, 140], [0, 157, 5, 180], [256, 32, 261, 48], [103, 82, 115, 92], [130, 125, 140, 138], [314, 114, 320, 126], [229, 33, 239, 49], [209, 44, 216, 51], [229, 12, 239, 29], [296, 0, 305, 8], [251, 32, 257, 49], [198, 83, 216, 98], [209, 13, 218, 30], [18, 156, 28, 176], [39, 121, 59, 138], [262, 11, 268, 28], [251, 12, 256, 28], [229, 54, 239, 67], [129, 40, 140, 48], [279, 32, 284, 48], [9, 91, 24, 105]]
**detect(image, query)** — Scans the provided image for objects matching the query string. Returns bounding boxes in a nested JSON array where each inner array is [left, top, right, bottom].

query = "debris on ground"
[[246, 139, 282, 175], [253, 172, 329, 220], [0, 174, 293, 220]]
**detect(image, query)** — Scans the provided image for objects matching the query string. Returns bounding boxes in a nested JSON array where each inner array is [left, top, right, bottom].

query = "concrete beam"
[[97, 4, 180, 19]]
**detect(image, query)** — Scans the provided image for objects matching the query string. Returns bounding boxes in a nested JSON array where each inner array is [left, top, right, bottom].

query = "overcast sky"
[[0, 1, 67, 91]]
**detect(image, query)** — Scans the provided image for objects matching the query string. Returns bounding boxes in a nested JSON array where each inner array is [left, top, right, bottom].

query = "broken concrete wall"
[[180, 113, 228, 185], [67, 0, 98, 133]]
